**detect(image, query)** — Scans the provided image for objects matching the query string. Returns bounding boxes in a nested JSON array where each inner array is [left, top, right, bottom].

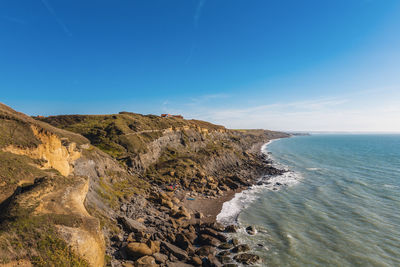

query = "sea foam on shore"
[[216, 139, 301, 225]]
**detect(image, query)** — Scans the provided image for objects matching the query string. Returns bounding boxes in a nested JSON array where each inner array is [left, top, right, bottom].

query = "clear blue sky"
[[1, 0, 400, 131]]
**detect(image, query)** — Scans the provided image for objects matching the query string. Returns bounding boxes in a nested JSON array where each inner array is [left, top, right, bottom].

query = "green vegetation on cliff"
[[0, 103, 288, 266], [0, 103, 101, 265], [37, 113, 225, 159]]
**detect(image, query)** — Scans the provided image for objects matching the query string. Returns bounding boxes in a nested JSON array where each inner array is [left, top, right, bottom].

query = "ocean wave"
[[217, 140, 302, 225], [306, 167, 321, 171], [384, 184, 399, 189], [216, 184, 264, 225]]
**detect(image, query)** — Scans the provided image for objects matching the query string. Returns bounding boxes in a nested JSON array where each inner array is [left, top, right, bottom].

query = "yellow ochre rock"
[[126, 242, 153, 259], [3, 125, 81, 176]]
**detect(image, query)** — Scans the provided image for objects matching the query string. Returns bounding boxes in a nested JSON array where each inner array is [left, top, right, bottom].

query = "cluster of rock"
[[109, 192, 261, 267], [185, 175, 226, 199], [103, 134, 289, 267]]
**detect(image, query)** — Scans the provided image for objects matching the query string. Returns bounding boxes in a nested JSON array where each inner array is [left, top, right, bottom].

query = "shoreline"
[[109, 133, 292, 266], [182, 136, 288, 226]]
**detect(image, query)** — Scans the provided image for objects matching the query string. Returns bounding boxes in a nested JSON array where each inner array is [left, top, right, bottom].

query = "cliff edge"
[[0, 103, 289, 266]]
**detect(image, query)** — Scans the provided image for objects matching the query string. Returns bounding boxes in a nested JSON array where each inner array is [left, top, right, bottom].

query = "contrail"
[[41, 0, 72, 36], [185, 44, 196, 64], [0, 16, 25, 25], [187, 0, 206, 64], [194, 0, 206, 27]]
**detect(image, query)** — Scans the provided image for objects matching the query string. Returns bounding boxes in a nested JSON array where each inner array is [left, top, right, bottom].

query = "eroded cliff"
[[0, 103, 105, 266], [0, 103, 289, 266]]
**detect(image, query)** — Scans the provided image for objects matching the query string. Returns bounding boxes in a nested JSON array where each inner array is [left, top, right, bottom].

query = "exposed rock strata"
[[0, 103, 289, 266]]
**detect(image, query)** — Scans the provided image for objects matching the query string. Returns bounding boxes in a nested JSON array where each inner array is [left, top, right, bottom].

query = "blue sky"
[[1, 0, 400, 131]]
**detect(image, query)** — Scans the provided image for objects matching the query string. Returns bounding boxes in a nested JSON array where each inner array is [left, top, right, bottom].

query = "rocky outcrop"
[[0, 103, 104, 266], [233, 253, 261, 264], [3, 125, 81, 176]]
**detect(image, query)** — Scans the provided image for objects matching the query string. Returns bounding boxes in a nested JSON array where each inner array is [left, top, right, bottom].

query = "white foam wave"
[[306, 168, 321, 171], [216, 184, 264, 225], [217, 139, 302, 225], [384, 184, 399, 189]]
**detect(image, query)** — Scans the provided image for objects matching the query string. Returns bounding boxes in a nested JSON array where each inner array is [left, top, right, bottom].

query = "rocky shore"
[[0, 103, 289, 266], [107, 143, 286, 267]]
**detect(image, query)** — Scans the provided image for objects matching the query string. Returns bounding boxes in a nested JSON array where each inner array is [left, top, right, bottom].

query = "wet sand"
[[180, 188, 244, 223]]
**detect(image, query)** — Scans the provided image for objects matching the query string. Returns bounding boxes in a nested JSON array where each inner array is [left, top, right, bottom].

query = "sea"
[[217, 134, 400, 266]]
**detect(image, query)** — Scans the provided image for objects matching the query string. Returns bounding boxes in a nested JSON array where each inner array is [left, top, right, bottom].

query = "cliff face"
[[0, 103, 104, 266], [39, 113, 286, 191], [0, 103, 288, 266], [3, 125, 81, 176]]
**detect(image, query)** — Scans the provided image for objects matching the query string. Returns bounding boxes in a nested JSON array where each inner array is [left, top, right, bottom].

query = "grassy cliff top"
[[0, 103, 88, 149], [36, 113, 226, 158], [37, 112, 225, 133]]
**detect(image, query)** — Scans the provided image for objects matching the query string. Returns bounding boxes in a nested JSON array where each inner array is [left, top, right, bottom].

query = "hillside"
[[0, 103, 289, 266]]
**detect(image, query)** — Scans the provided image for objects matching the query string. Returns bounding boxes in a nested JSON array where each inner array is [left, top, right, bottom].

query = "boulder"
[[153, 253, 169, 264], [198, 234, 221, 247], [127, 242, 153, 260], [188, 225, 196, 233], [231, 244, 250, 253], [186, 243, 196, 255], [119, 216, 147, 233], [146, 240, 161, 254], [127, 232, 136, 242], [166, 262, 194, 267], [218, 243, 233, 250], [202, 255, 222, 267], [191, 256, 203, 266], [176, 218, 190, 228], [121, 203, 128, 212], [111, 234, 124, 242], [184, 231, 197, 244], [137, 231, 151, 241], [207, 222, 225, 232], [245, 226, 256, 235], [217, 251, 231, 257], [230, 239, 239, 246], [172, 207, 191, 220], [135, 256, 158, 267], [224, 225, 238, 233], [172, 197, 180, 204], [195, 211, 204, 219], [195, 246, 216, 257], [223, 180, 239, 190], [169, 219, 179, 230], [218, 256, 231, 264], [137, 217, 146, 223], [175, 233, 191, 250], [230, 175, 250, 186], [161, 241, 189, 261], [200, 228, 227, 243], [233, 253, 261, 265], [162, 199, 174, 209], [167, 233, 177, 243]]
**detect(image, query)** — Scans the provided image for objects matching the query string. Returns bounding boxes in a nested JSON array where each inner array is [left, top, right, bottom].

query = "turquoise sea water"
[[218, 134, 400, 266]]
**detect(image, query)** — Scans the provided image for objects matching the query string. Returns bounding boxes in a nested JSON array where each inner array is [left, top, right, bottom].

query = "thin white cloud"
[[158, 88, 400, 132], [199, 97, 348, 119], [41, 0, 71, 36], [183, 93, 400, 132], [188, 93, 230, 103]]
